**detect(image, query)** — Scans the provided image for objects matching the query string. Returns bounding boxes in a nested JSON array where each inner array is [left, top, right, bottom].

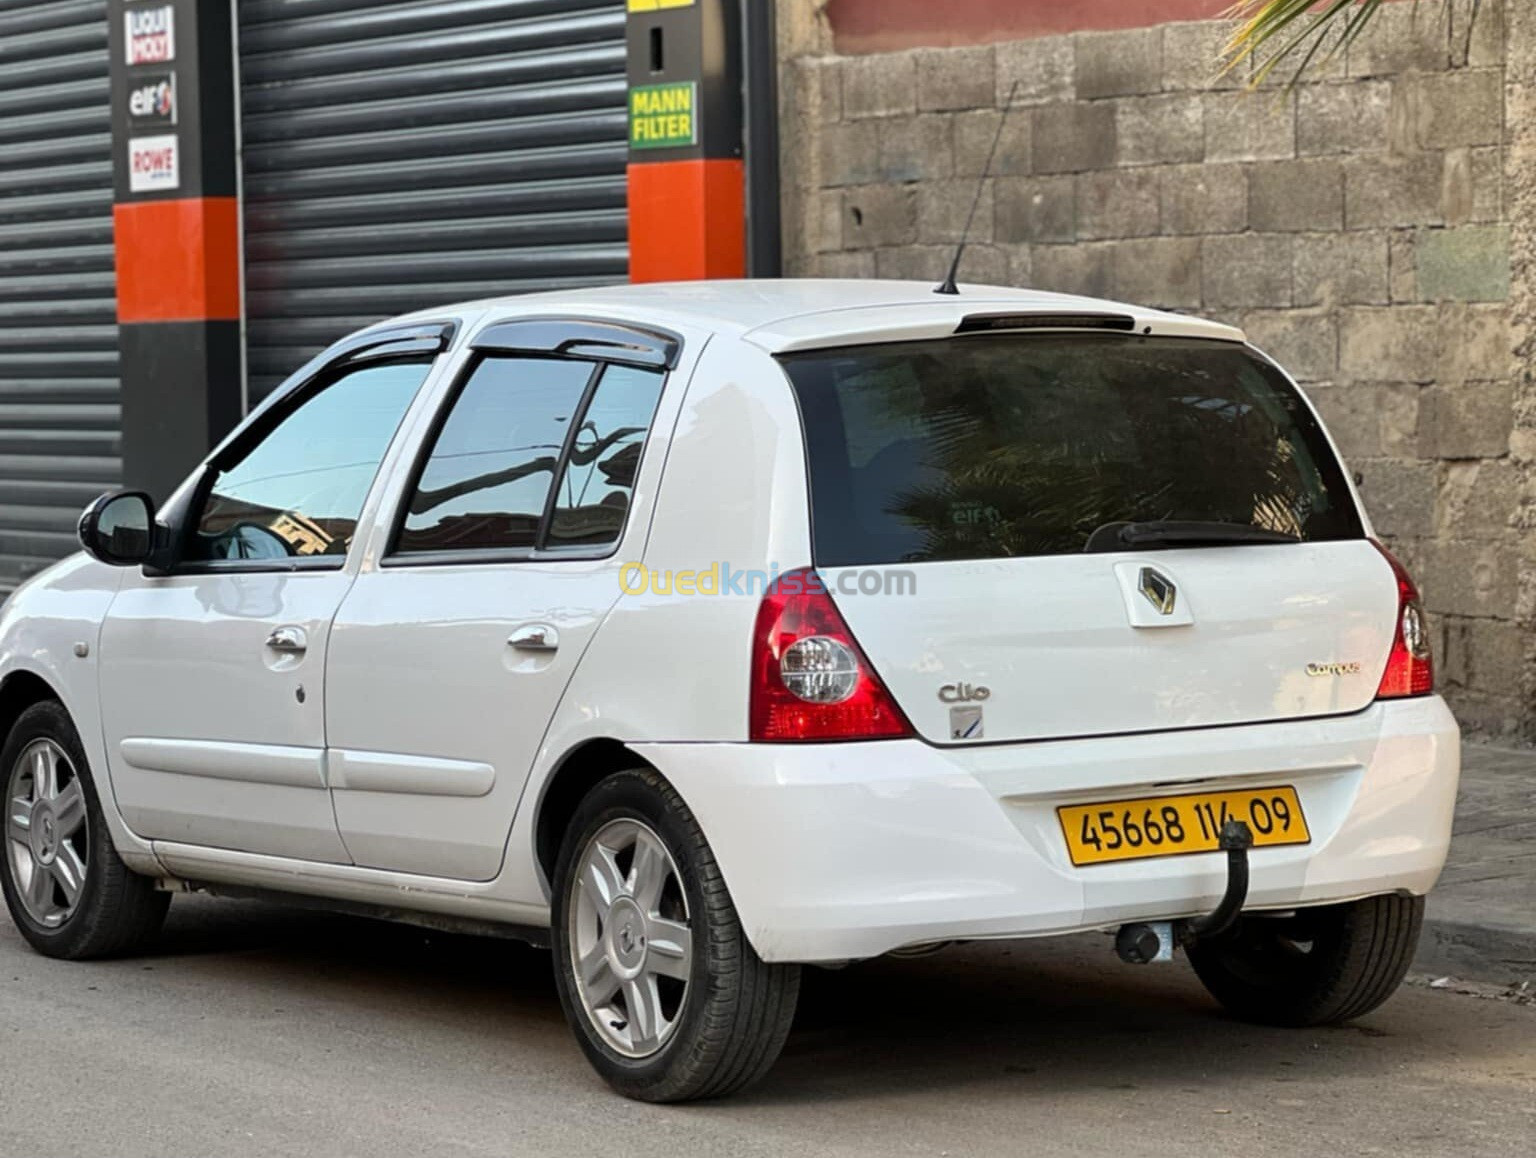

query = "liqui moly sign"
[[126, 5, 176, 66], [128, 135, 180, 193]]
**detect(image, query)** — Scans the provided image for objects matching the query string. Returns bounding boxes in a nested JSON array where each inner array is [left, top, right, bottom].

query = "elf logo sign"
[[126, 5, 175, 66], [128, 74, 177, 128], [128, 135, 180, 193]]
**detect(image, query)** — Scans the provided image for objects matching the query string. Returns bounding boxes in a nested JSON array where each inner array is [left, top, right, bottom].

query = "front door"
[[99, 355, 435, 861], [325, 348, 670, 880]]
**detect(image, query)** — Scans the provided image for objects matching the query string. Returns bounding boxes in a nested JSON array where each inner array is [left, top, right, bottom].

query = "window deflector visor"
[[471, 317, 683, 370]]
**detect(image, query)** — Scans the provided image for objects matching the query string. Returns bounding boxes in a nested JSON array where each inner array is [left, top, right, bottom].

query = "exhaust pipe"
[[1115, 921, 1174, 964]]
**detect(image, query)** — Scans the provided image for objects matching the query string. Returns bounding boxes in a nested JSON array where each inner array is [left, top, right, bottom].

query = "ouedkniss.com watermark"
[[618, 563, 917, 597]]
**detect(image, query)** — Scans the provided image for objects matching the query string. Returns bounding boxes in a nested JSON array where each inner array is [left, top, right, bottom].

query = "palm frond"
[[1221, 0, 1466, 88]]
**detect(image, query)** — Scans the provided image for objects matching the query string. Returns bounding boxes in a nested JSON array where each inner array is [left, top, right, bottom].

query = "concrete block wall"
[[780, 2, 1531, 739]]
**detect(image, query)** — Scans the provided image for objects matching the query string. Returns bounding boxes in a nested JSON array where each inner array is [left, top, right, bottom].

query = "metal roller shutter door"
[[239, 0, 630, 401], [0, 0, 118, 599]]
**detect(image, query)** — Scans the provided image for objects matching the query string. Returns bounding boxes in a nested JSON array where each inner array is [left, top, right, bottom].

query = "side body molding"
[[119, 738, 326, 789], [328, 750, 495, 798], [117, 740, 496, 800]]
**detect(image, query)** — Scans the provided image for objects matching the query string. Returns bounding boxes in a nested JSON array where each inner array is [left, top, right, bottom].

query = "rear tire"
[[1187, 894, 1423, 1027], [0, 701, 170, 959], [551, 767, 800, 1102]]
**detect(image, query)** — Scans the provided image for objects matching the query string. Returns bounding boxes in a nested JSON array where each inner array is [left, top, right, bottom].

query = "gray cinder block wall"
[[779, 1, 1531, 740]]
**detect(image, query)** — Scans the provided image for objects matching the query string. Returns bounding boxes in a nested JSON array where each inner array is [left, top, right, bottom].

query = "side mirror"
[[78, 491, 156, 567]]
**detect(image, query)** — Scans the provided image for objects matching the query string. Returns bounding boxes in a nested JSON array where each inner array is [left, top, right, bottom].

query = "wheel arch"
[[0, 663, 163, 877], [0, 669, 63, 748], [533, 738, 658, 888]]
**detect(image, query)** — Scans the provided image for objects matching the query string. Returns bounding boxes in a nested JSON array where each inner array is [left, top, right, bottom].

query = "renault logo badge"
[[1138, 567, 1177, 616]]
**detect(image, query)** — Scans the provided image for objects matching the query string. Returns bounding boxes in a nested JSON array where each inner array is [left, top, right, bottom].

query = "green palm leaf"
[[1221, 0, 1472, 87]]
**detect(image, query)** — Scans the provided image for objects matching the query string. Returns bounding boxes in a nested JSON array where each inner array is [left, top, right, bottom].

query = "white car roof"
[[389, 279, 1247, 354]]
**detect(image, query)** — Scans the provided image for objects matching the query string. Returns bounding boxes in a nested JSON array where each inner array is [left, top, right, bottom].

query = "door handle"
[[508, 624, 559, 653], [265, 625, 309, 654]]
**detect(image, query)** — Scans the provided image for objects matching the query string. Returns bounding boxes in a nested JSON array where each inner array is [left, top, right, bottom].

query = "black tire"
[[0, 700, 170, 959], [1187, 894, 1423, 1027], [551, 768, 800, 1102]]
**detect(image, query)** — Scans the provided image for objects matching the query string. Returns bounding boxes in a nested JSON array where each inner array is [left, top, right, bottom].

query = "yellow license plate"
[[1058, 786, 1310, 867]]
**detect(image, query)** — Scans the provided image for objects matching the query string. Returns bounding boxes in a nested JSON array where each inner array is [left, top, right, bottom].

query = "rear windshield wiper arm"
[[1088, 520, 1301, 552]]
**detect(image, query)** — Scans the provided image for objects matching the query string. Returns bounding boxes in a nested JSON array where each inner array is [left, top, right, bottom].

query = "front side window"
[[189, 360, 430, 564], [781, 334, 1364, 567], [395, 356, 666, 557]]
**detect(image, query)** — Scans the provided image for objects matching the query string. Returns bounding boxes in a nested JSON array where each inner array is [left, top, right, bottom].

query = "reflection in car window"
[[191, 361, 430, 563], [546, 364, 665, 551], [396, 357, 596, 554], [781, 335, 1363, 567]]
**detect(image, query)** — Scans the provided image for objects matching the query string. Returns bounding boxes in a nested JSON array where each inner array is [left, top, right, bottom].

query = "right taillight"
[[1372, 540, 1434, 699]]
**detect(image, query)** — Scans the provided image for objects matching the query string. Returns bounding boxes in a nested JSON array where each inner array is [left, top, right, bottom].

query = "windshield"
[[779, 334, 1364, 567]]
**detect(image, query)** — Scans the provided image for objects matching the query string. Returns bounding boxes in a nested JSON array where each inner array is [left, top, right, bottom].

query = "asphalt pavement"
[[2, 895, 1532, 1158]]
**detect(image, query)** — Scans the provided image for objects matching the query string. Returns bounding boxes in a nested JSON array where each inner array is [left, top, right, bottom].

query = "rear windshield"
[[780, 334, 1363, 567]]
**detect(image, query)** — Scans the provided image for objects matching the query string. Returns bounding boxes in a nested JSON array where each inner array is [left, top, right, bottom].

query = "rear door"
[[780, 332, 1397, 745], [324, 320, 678, 880]]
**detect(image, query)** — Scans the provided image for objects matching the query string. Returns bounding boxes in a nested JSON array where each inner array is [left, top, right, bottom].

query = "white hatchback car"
[[1, 281, 1459, 1101]]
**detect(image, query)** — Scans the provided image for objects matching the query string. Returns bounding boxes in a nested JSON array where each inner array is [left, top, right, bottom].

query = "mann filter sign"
[[629, 82, 698, 150]]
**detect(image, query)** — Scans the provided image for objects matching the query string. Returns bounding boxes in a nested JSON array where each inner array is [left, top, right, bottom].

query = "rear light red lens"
[[1372, 541, 1434, 699], [749, 568, 913, 742]]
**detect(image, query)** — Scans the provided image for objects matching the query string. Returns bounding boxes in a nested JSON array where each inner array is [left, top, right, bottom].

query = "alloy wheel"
[[5, 739, 89, 928], [568, 818, 693, 1059]]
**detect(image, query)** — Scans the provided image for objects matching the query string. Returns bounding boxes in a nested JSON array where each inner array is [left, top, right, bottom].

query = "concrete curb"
[[1416, 915, 1536, 986]]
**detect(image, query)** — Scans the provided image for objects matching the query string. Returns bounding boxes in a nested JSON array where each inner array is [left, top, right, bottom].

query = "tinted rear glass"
[[780, 335, 1363, 567]]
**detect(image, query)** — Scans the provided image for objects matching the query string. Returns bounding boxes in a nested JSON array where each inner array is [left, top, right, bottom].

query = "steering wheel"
[[208, 520, 296, 561]]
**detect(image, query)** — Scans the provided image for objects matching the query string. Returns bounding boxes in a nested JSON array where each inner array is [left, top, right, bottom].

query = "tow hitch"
[[1115, 819, 1254, 965]]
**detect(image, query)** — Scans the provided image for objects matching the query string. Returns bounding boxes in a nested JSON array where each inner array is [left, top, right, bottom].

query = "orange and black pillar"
[[109, 0, 242, 501], [626, 0, 752, 282]]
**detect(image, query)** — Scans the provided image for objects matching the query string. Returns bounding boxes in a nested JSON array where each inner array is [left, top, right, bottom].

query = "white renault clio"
[[1, 281, 1458, 1101]]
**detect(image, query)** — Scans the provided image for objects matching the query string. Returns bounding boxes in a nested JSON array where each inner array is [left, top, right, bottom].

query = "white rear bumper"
[[636, 696, 1460, 964]]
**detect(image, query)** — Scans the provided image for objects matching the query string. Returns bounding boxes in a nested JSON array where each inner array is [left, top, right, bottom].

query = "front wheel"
[[551, 768, 800, 1102], [1187, 894, 1424, 1027], [1, 701, 170, 959]]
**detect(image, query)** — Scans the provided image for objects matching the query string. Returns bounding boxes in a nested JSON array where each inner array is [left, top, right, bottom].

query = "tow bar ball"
[[1115, 819, 1256, 966]]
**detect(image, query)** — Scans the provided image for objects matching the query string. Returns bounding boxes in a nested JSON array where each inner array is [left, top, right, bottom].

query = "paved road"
[[2, 896, 1532, 1158]]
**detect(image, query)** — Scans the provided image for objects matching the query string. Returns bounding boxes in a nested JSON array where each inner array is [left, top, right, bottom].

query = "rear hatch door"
[[781, 331, 1397, 744]]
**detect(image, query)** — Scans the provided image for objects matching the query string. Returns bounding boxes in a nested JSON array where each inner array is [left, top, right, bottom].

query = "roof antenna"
[[935, 79, 1022, 296]]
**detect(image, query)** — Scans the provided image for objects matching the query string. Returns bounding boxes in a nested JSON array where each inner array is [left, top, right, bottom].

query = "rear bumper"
[[635, 697, 1460, 964]]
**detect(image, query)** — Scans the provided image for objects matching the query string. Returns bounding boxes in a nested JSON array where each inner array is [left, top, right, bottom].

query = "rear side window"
[[780, 335, 1363, 567], [397, 357, 593, 554], [395, 356, 664, 557], [546, 364, 666, 550]]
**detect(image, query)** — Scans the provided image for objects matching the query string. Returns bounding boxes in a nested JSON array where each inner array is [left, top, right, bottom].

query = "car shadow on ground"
[[134, 895, 1433, 1107]]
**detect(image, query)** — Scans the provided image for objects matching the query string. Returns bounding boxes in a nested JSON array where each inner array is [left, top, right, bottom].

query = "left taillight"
[[749, 568, 913, 742], [1372, 540, 1434, 699]]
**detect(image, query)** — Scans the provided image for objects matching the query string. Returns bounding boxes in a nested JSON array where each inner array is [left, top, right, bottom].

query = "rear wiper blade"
[[1087, 520, 1301, 552]]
